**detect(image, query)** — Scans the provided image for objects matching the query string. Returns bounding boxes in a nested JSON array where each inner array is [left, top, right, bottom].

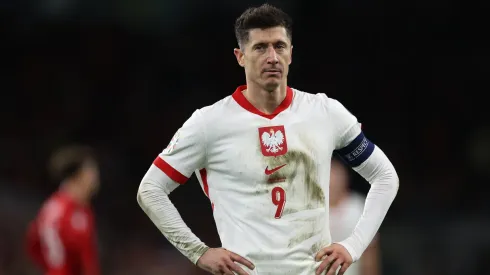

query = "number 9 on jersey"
[[271, 186, 286, 219]]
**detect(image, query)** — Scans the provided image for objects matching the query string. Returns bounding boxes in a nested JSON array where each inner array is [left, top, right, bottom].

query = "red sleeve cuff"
[[153, 157, 189, 184]]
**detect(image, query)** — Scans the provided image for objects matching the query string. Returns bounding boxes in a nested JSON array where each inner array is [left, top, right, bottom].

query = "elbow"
[[136, 181, 149, 209], [377, 166, 399, 200], [389, 169, 400, 199], [394, 172, 400, 190], [136, 179, 169, 209]]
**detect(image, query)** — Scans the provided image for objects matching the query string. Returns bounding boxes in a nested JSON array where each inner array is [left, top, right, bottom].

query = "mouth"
[[263, 69, 282, 73], [263, 69, 282, 77]]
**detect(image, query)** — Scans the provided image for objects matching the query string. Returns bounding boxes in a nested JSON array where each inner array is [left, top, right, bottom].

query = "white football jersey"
[[156, 85, 362, 275], [330, 194, 366, 275]]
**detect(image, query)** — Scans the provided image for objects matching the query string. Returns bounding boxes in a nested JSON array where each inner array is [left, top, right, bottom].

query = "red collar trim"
[[232, 85, 293, 119]]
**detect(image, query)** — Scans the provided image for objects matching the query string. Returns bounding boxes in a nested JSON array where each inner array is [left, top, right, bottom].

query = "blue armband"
[[334, 132, 375, 167]]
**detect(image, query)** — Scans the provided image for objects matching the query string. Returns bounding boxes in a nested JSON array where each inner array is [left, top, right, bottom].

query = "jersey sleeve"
[[321, 95, 361, 149], [336, 146, 399, 262], [138, 109, 210, 264], [321, 94, 375, 167], [319, 95, 399, 261], [32, 199, 71, 275], [154, 109, 207, 184]]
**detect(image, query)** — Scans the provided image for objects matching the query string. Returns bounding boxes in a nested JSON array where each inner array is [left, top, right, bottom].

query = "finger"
[[316, 253, 337, 275], [229, 252, 255, 270], [228, 261, 250, 275], [219, 265, 234, 275], [337, 261, 351, 275], [315, 246, 334, 261], [326, 258, 343, 275], [216, 261, 234, 275]]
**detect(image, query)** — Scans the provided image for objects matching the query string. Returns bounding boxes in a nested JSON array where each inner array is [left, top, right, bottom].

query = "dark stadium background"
[[1, 0, 489, 274]]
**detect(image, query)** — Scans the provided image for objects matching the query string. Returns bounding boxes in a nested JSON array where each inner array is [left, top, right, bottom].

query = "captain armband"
[[335, 132, 375, 167]]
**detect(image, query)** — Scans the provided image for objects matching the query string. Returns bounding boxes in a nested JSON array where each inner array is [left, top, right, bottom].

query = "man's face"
[[234, 26, 292, 92]]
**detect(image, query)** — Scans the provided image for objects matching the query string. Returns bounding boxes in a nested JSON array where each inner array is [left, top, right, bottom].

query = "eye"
[[275, 43, 287, 51], [254, 44, 266, 51]]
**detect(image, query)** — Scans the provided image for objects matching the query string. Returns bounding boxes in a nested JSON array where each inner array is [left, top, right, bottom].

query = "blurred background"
[[1, 0, 489, 274]]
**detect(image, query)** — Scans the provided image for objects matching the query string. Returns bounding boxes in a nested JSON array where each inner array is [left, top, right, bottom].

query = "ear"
[[234, 48, 245, 67], [289, 45, 293, 65]]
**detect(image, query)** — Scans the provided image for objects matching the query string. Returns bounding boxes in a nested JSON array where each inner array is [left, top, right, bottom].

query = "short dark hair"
[[234, 3, 293, 48], [48, 145, 96, 183]]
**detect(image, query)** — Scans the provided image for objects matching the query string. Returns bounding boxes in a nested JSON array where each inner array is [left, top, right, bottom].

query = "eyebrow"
[[252, 40, 288, 48]]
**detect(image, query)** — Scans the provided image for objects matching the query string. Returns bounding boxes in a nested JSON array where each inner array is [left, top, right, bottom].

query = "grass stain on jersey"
[[263, 150, 330, 251], [287, 217, 324, 248], [311, 239, 330, 255], [264, 150, 325, 206], [288, 231, 318, 247]]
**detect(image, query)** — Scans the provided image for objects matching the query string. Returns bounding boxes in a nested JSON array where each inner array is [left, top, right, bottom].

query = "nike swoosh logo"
[[265, 164, 287, 175]]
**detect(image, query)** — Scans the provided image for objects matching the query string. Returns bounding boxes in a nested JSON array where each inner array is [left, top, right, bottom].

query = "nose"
[[266, 45, 279, 64]]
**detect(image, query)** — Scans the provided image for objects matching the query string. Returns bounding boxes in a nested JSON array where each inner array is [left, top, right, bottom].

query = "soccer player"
[[329, 158, 381, 275], [137, 4, 399, 275], [25, 145, 101, 275]]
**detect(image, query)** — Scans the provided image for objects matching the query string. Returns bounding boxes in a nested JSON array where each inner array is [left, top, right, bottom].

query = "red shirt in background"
[[26, 191, 100, 275]]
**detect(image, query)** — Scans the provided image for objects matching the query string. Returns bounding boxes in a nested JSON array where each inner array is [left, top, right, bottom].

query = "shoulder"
[[290, 87, 321, 103], [52, 194, 93, 230], [185, 95, 234, 125], [290, 87, 346, 113], [40, 194, 68, 220], [198, 95, 234, 116]]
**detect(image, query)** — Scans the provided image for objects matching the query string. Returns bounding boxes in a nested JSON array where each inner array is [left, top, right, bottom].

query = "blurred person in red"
[[330, 157, 381, 275], [25, 145, 101, 275]]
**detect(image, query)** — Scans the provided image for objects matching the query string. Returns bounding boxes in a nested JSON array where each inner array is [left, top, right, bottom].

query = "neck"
[[60, 181, 88, 205], [243, 81, 287, 115]]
